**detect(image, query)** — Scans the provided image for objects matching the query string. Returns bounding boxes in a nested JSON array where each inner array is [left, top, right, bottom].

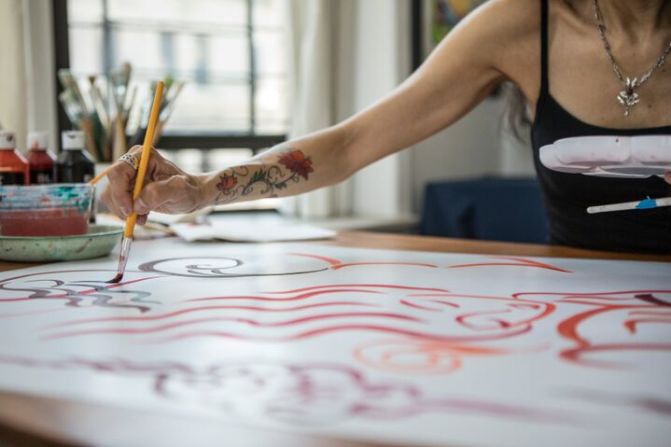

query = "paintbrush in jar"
[[108, 80, 164, 284]]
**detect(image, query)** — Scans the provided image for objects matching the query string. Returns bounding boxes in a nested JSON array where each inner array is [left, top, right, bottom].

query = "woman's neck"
[[595, 0, 671, 41]]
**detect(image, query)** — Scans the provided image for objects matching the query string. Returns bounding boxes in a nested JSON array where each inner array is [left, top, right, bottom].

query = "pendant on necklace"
[[617, 77, 640, 117]]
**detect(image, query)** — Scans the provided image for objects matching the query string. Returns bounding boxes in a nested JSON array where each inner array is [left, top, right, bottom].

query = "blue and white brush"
[[587, 196, 671, 214]]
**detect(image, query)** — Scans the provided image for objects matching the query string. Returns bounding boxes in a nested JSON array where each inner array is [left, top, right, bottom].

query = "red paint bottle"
[[26, 131, 55, 184], [0, 131, 29, 185]]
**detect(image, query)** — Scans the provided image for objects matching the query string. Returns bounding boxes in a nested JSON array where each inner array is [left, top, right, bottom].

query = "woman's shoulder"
[[470, 0, 541, 36], [460, 0, 581, 52], [461, 0, 543, 90], [459, 0, 542, 66]]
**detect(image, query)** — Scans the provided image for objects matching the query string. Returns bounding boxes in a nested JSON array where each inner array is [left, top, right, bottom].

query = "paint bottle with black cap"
[[0, 130, 29, 185], [54, 130, 95, 183]]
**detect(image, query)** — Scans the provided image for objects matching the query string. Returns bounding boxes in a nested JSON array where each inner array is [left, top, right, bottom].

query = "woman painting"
[[102, 0, 671, 253]]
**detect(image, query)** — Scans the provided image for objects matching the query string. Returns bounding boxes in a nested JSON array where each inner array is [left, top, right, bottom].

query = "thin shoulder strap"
[[540, 0, 549, 94]]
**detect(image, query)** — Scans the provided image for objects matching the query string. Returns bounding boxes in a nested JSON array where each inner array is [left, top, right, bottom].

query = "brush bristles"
[[108, 237, 132, 284], [107, 272, 124, 284]]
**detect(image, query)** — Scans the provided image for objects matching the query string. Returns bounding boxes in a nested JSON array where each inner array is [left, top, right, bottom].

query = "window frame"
[[411, 0, 423, 71], [52, 0, 286, 153]]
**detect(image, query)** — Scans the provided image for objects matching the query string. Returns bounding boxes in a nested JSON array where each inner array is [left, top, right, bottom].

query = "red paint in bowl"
[[0, 208, 89, 236], [0, 184, 94, 237]]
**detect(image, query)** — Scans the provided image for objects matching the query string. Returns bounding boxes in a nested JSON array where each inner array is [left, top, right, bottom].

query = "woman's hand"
[[101, 146, 207, 225], [666, 172, 671, 185]]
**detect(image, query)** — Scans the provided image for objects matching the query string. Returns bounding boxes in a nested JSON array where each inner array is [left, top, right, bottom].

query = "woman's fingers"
[[100, 145, 166, 219], [100, 145, 202, 223], [100, 145, 143, 218], [105, 161, 137, 218], [665, 172, 671, 185]]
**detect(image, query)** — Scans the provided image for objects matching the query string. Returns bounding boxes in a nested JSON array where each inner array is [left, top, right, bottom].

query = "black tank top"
[[530, 0, 671, 254]]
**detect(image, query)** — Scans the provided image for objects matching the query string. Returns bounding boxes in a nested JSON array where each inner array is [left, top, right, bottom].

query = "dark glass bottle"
[[54, 131, 95, 183]]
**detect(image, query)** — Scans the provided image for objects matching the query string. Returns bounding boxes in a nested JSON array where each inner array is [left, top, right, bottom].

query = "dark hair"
[[502, 81, 532, 142]]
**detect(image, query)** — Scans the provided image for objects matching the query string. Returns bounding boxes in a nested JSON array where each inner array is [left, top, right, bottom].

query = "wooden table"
[[0, 232, 669, 447]]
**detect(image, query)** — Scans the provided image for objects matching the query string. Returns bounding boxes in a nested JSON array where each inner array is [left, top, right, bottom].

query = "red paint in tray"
[[1, 208, 88, 237]]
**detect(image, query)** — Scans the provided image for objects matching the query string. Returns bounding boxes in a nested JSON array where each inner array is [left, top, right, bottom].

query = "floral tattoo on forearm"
[[215, 149, 314, 204]]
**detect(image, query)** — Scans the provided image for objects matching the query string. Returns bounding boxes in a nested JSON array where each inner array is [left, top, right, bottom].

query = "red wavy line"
[[628, 311, 671, 316], [407, 293, 556, 320], [154, 323, 533, 343], [45, 301, 380, 328], [45, 312, 423, 340], [408, 293, 514, 300], [186, 288, 384, 303], [265, 284, 451, 294], [108, 276, 163, 288], [400, 299, 442, 312], [332, 262, 439, 270], [509, 303, 541, 310], [398, 292, 557, 327], [288, 253, 341, 266], [557, 299, 629, 306], [428, 299, 460, 308], [513, 290, 671, 299], [557, 296, 635, 302], [286, 255, 440, 271], [456, 309, 515, 329], [447, 257, 571, 273], [635, 294, 671, 306], [560, 343, 671, 368], [557, 308, 610, 347], [624, 318, 671, 334]]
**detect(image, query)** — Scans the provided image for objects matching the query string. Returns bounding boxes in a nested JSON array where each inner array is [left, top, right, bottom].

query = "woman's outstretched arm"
[[103, 0, 521, 223]]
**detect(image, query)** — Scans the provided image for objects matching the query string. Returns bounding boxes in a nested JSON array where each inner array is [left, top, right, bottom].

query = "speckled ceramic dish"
[[0, 225, 122, 262]]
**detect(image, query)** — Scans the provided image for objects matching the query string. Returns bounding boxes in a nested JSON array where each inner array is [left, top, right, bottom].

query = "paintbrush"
[[124, 85, 138, 122], [58, 90, 83, 125], [154, 81, 185, 144], [587, 196, 671, 214], [59, 70, 101, 159], [58, 69, 89, 115], [89, 76, 110, 127], [108, 80, 165, 284], [130, 81, 159, 147], [110, 63, 133, 160]]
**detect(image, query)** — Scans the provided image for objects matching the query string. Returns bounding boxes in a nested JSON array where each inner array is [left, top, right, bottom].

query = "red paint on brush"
[[107, 271, 125, 284]]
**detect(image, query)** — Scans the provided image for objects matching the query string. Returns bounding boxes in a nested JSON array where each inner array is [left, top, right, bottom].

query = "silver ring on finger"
[[119, 152, 140, 170]]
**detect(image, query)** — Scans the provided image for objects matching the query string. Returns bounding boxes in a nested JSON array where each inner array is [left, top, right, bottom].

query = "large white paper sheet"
[[0, 239, 669, 447]]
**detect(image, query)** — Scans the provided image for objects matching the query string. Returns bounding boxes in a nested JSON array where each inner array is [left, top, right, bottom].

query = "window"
[[54, 0, 287, 167]]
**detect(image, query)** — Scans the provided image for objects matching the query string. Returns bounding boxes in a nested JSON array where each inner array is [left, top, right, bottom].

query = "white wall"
[[0, 0, 28, 149], [348, 0, 414, 218], [0, 0, 58, 152], [22, 0, 59, 151], [341, 0, 535, 218], [410, 97, 536, 213]]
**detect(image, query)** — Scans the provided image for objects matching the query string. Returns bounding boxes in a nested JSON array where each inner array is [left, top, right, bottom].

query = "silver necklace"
[[592, 0, 671, 116]]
